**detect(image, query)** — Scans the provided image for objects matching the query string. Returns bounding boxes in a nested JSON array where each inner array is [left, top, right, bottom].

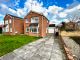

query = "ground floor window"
[[30, 27, 38, 33], [26, 27, 29, 32], [4, 25, 9, 32], [10, 28, 12, 32]]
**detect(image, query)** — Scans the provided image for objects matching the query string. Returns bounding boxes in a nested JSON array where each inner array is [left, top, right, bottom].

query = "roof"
[[49, 24, 55, 27], [6, 14, 23, 19], [25, 10, 49, 21], [30, 23, 38, 27]]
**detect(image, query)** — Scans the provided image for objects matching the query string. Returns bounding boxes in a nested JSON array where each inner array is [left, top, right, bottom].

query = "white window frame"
[[26, 19, 29, 23], [9, 19, 11, 23], [26, 27, 29, 32], [31, 17, 39, 23], [5, 24, 9, 32], [10, 28, 12, 32], [30, 27, 38, 33]]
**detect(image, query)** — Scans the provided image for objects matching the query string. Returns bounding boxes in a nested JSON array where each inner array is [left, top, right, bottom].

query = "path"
[[0, 35, 66, 60]]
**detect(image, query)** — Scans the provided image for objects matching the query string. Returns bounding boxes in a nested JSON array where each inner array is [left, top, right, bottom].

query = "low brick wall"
[[61, 36, 80, 60], [59, 36, 75, 60]]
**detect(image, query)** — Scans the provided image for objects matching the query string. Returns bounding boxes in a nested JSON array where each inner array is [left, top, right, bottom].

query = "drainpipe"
[[13, 17, 15, 35], [42, 15, 43, 37]]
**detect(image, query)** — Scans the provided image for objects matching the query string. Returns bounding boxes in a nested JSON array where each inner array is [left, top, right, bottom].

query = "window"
[[10, 28, 12, 32], [30, 27, 38, 33], [5, 24, 9, 32], [26, 19, 29, 23], [9, 19, 11, 23], [26, 27, 29, 32], [5, 20, 8, 24], [78, 23, 80, 26], [31, 17, 39, 23]]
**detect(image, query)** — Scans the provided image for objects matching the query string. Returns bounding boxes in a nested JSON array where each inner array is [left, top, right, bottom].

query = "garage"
[[48, 24, 55, 33]]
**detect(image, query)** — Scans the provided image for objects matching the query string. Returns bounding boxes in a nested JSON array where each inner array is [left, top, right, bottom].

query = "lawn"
[[0, 35, 40, 57], [70, 36, 80, 45]]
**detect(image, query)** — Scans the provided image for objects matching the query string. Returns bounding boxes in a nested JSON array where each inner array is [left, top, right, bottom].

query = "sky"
[[0, 0, 80, 25]]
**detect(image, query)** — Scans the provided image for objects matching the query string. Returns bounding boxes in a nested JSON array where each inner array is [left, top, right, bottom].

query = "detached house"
[[3, 14, 24, 35], [24, 11, 49, 37]]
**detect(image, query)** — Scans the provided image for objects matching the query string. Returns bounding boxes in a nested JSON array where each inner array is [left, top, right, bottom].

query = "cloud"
[[14, 0, 20, 6], [1, 0, 80, 25], [67, 0, 80, 9], [0, 14, 4, 17], [0, 14, 4, 25], [9, 8, 16, 14], [58, 12, 67, 18], [48, 5, 63, 14]]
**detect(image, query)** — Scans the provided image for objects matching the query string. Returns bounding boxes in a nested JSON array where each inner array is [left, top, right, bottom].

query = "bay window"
[[9, 19, 11, 23], [30, 27, 38, 33]]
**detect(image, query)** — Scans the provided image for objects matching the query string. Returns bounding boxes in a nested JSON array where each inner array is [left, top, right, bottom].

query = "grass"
[[0, 35, 40, 57], [70, 36, 80, 45]]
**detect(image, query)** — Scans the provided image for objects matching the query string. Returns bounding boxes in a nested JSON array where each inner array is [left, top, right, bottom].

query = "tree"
[[67, 9, 80, 22]]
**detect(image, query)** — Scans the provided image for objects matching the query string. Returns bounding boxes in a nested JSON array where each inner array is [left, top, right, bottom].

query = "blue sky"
[[0, 0, 80, 24]]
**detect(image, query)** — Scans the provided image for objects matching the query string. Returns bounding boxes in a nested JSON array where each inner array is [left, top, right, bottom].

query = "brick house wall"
[[3, 14, 24, 35], [24, 11, 49, 37]]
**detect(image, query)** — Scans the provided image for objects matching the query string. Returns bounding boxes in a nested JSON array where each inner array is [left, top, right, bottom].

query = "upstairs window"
[[9, 19, 11, 23], [31, 17, 39, 23], [26, 19, 29, 23]]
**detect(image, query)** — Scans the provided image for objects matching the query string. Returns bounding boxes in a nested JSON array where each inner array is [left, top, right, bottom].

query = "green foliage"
[[60, 26, 65, 31], [0, 28, 2, 34], [0, 35, 40, 56], [60, 22, 66, 31]]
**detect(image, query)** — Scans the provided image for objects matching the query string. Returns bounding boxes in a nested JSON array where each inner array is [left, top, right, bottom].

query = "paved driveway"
[[0, 35, 66, 60]]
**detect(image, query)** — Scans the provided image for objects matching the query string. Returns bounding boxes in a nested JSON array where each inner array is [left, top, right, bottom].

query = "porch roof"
[[29, 23, 38, 27]]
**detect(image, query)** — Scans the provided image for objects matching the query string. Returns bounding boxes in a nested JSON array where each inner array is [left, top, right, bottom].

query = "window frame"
[[26, 27, 29, 32], [10, 28, 12, 32], [25, 19, 29, 23], [30, 27, 38, 33], [5, 20, 8, 24], [31, 17, 39, 23], [5, 24, 9, 32]]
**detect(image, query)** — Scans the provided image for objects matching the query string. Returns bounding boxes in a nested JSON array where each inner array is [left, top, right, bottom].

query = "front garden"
[[0, 35, 40, 56]]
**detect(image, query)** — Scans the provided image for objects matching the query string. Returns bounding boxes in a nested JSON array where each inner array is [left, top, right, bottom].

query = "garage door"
[[48, 27, 55, 33]]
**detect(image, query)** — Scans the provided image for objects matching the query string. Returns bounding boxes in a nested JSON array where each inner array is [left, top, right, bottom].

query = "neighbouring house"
[[48, 24, 55, 34], [77, 21, 80, 30], [65, 21, 77, 31], [3, 14, 24, 35], [24, 11, 49, 37]]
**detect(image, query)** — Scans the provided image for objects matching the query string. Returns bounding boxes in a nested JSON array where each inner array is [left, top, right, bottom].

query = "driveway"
[[0, 35, 66, 60]]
